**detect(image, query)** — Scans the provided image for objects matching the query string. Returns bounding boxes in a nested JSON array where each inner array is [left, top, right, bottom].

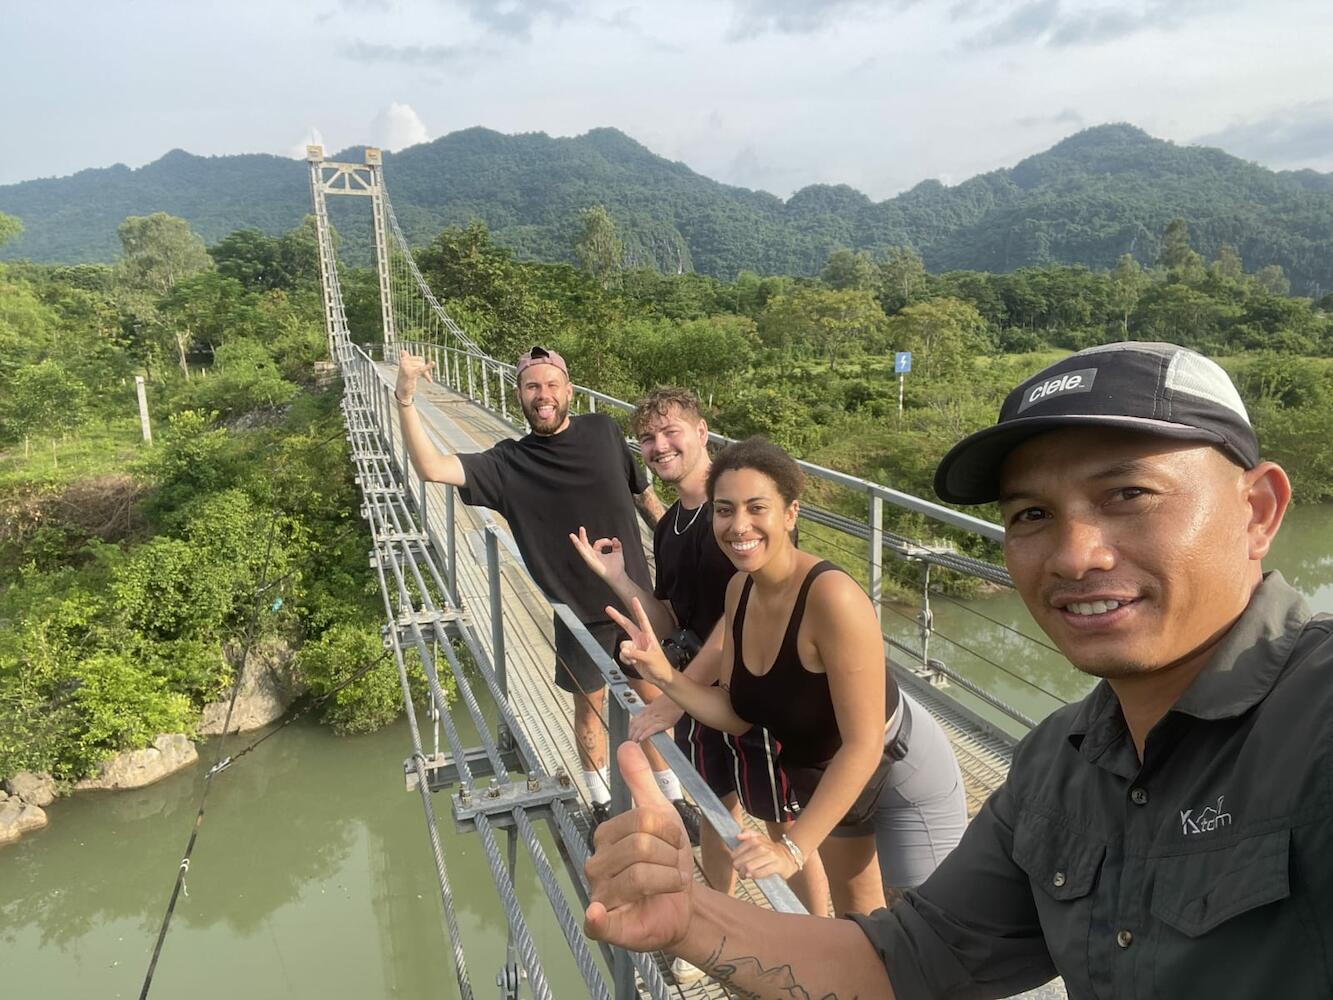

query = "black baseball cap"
[[934, 342, 1260, 505]]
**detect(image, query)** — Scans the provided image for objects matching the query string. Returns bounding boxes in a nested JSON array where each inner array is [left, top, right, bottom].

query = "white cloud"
[[287, 126, 327, 160], [370, 102, 430, 151]]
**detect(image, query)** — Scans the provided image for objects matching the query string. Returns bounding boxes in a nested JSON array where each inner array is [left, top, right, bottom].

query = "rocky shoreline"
[[0, 645, 301, 849]]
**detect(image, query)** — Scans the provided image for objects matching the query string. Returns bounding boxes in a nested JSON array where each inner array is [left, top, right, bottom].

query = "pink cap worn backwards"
[[514, 345, 568, 379]]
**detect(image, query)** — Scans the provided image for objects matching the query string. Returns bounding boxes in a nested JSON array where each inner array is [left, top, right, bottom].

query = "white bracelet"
[[780, 833, 805, 871]]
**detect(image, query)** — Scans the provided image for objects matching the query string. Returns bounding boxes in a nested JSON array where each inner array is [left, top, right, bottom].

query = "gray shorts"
[[829, 693, 969, 890]]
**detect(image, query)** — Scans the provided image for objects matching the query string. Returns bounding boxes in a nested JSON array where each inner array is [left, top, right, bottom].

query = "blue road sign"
[[895, 352, 912, 374]]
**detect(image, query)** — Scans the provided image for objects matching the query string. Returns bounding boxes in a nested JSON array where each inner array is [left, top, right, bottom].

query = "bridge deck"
[[377, 363, 1064, 1000]]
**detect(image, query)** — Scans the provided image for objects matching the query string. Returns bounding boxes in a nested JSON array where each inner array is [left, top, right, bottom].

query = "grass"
[[0, 414, 147, 490]]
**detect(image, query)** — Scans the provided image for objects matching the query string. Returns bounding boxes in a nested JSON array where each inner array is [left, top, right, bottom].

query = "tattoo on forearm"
[[701, 937, 856, 1000]]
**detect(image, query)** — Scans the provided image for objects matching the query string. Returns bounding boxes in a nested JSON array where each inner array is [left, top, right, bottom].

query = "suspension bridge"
[[306, 145, 1065, 999]]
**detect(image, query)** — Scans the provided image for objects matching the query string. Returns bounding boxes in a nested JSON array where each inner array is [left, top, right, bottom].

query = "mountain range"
[[3, 123, 1332, 294]]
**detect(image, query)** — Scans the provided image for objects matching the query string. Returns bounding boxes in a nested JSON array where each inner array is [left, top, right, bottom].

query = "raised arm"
[[569, 527, 677, 636], [627, 622, 725, 742], [394, 351, 467, 486], [634, 486, 667, 527], [585, 742, 896, 998], [607, 598, 752, 736]]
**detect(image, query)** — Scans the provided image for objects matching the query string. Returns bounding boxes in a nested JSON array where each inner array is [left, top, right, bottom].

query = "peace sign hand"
[[605, 598, 676, 689]]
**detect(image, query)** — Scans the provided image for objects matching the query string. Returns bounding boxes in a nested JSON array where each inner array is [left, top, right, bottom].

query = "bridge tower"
[[305, 145, 397, 350]]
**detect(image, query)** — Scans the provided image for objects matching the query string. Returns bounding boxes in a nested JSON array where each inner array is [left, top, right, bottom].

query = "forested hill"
[[4, 123, 1333, 293]]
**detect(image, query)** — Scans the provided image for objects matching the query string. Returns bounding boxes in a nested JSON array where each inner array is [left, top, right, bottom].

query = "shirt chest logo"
[[1180, 794, 1232, 836]]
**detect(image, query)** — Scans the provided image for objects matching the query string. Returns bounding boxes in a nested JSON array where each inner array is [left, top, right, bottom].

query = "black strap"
[[886, 697, 913, 762]]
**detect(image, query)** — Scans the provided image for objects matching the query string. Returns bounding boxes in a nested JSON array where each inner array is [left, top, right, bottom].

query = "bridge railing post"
[[467, 355, 475, 400], [607, 690, 636, 1000], [400, 405, 411, 482], [445, 485, 459, 605], [482, 358, 491, 410], [485, 526, 512, 753], [869, 493, 884, 626]]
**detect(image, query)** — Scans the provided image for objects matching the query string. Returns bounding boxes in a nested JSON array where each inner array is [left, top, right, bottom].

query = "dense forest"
[[0, 212, 430, 784], [5, 124, 1333, 295], [3, 200, 1331, 785]]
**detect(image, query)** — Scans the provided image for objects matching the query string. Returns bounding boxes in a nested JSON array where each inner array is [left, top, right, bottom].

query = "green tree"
[[1109, 253, 1150, 337], [299, 623, 430, 734], [574, 205, 624, 290], [1211, 243, 1245, 282], [0, 360, 88, 452], [884, 298, 989, 381], [820, 248, 877, 292], [622, 314, 759, 403], [116, 213, 214, 297], [159, 271, 258, 359], [0, 211, 22, 249], [1252, 264, 1291, 297], [877, 246, 928, 314], [759, 287, 887, 374], [183, 339, 299, 419], [1157, 217, 1204, 282], [115, 213, 215, 377]]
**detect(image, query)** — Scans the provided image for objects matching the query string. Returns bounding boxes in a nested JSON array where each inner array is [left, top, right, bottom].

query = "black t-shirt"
[[457, 413, 652, 623], [652, 499, 736, 638]]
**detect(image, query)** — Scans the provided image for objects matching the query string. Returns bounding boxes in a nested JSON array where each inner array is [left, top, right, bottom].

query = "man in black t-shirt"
[[571, 388, 830, 973], [394, 345, 672, 829]]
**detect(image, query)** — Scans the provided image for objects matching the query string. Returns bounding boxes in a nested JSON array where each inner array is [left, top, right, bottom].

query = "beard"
[[522, 396, 570, 435]]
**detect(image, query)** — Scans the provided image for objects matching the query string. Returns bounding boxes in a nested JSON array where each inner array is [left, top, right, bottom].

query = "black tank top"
[[728, 561, 900, 769]]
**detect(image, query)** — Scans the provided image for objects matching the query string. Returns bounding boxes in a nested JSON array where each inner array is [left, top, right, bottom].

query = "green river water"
[[4, 503, 1332, 998]]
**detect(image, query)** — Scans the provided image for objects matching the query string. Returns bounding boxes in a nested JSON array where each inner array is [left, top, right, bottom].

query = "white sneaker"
[[670, 956, 707, 985]]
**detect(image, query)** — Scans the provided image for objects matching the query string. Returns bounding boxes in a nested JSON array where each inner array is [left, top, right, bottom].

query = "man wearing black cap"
[[582, 342, 1333, 998], [394, 347, 706, 840]]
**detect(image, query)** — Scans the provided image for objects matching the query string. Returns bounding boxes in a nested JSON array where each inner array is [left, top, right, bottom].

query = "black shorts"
[[676, 718, 799, 824], [553, 616, 639, 694]]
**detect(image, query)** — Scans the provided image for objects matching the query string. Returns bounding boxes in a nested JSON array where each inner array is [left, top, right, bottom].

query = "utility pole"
[[135, 375, 153, 444]]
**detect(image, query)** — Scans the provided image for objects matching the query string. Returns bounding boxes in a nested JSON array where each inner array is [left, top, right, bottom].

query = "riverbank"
[[0, 717, 591, 1000], [0, 644, 304, 848]]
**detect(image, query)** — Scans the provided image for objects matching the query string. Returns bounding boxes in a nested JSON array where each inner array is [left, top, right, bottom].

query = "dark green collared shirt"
[[853, 573, 1333, 999]]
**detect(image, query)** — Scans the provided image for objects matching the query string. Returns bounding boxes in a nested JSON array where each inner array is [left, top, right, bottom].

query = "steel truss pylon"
[[305, 145, 397, 349]]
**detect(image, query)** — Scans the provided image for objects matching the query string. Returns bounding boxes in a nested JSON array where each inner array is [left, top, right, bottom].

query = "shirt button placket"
[[1130, 787, 1148, 806]]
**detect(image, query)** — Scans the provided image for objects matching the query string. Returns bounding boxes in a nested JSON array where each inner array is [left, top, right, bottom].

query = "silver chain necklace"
[[673, 502, 704, 536]]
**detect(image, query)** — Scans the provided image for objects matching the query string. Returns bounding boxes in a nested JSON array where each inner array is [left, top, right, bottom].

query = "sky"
[[4, 0, 1333, 198]]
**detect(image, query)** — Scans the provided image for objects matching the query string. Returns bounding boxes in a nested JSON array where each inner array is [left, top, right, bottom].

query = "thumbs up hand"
[[584, 742, 695, 953]]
